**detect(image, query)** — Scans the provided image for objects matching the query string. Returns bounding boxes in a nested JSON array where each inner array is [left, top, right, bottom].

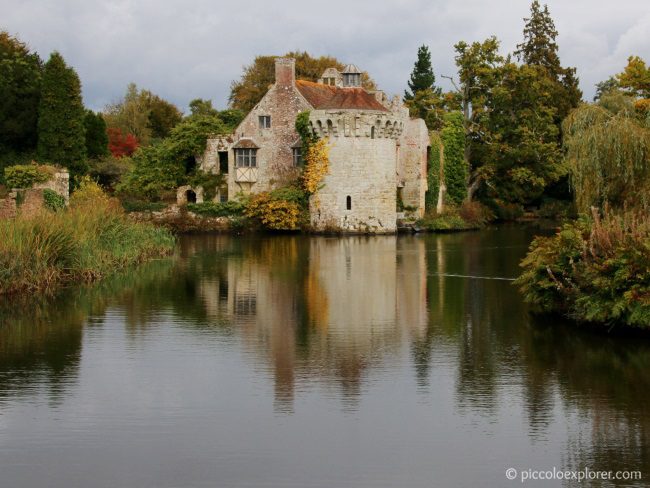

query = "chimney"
[[275, 58, 295, 87]]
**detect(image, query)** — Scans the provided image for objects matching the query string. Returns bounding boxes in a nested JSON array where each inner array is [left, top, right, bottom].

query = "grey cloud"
[[1, 0, 648, 111]]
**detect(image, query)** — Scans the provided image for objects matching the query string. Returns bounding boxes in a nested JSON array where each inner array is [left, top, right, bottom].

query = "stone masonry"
[[203, 58, 430, 233]]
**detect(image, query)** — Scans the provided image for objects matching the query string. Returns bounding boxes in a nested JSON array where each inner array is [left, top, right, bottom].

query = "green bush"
[[187, 201, 245, 217], [4, 164, 52, 188], [515, 210, 650, 327], [43, 189, 65, 211]]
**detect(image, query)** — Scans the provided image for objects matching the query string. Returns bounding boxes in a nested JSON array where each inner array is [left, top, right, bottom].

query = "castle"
[[200, 58, 430, 233]]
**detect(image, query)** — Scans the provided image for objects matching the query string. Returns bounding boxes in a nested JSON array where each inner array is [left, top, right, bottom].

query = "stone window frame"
[[235, 148, 257, 168], [292, 147, 303, 166], [258, 115, 271, 129]]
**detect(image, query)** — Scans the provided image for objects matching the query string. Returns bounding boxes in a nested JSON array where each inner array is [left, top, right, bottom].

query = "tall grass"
[[0, 181, 175, 295]]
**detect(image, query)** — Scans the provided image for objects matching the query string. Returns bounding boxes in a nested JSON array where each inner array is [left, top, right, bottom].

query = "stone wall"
[[308, 110, 399, 233], [397, 118, 429, 218], [0, 193, 17, 219], [33, 170, 69, 203]]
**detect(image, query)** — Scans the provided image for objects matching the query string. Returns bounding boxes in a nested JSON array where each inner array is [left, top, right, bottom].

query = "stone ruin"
[[0, 168, 69, 219]]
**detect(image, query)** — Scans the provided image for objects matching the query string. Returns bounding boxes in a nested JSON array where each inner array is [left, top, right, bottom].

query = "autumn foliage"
[[107, 127, 139, 158], [245, 192, 301, 230], [302, 138, 330, 194]]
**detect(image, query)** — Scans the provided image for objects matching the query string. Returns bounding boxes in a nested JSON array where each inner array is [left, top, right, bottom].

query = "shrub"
[[515, 209, 650, 327], [458, 201, 494, 227], [245, 192, 301, 230], [187, 201, 245, 217], [4, 163, 52, 188], [43, 189, 65, 211], [487, 199, 524, 221]]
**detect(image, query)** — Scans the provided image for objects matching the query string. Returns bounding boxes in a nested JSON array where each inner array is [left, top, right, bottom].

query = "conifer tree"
[[37, 52, 87, 179], [0, 31, 42, 156], [404, 45, 436, 100], [84, 110, 109, 159], [515, 1, 581, 120]]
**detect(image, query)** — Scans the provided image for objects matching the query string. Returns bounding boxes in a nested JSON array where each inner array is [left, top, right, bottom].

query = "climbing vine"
[[295, 111, 330, 194], [302, 138, 330, 194]]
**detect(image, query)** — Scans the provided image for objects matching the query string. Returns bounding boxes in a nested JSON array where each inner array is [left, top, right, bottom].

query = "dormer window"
[[324, 77, 336, 86], [259, 115, 271, 129]]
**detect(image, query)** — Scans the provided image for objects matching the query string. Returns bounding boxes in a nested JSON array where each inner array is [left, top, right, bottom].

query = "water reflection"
[[1, 228, 649, 486]]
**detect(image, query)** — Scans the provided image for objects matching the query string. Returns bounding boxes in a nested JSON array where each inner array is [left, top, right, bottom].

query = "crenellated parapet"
[[308, 111, 404, 139]]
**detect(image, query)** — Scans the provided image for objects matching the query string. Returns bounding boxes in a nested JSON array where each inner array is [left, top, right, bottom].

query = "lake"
[[0, 227, 648, 487]]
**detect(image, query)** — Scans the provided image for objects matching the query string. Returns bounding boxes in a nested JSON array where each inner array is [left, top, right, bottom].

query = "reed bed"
[[0, 183, 175, 295]]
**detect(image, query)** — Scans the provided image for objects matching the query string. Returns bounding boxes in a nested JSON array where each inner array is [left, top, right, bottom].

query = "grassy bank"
[[0, 181, 175, 295], [515, 209, 650, 328]]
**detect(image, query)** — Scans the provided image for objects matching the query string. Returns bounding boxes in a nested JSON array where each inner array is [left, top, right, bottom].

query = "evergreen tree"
[[404, 45, 436, 100], [84, 110, 109, 159], [37, 52, 87, 180], [0, 31, 42, 155], [515, 1, 581, 120]]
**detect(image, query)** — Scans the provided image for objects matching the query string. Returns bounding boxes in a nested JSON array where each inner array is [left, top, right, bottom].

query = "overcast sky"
[[2, 0, 649, 112]]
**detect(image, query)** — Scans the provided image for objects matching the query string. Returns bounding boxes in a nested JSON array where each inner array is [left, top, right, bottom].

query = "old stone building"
[[201, 58, 430, 233]]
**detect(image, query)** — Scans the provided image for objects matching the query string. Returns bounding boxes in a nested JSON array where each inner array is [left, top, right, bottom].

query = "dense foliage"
[[516, 210, 650, 327], [37, 52, 87, 182], [0, 31, 42, 159], [245, 191, 302, 230], [42, 188, 65, 211], [563, 93, 650, 212], [118, 114, 228, 199], [84, 110, 109, 158], [0, 179, 175, 295], [103, 83, 183, 146], [4, 163, 53, 188], [187, 201, 245, 217], [440, 112, 467, 205]]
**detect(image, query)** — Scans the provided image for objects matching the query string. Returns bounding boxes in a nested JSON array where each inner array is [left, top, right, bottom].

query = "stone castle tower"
[[201, 58, 430, 234]]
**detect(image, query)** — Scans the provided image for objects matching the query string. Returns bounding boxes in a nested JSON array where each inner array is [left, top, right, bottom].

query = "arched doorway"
[[186, 189, 197, 204]]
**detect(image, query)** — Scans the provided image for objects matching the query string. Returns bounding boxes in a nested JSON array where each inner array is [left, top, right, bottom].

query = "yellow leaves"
[[302, 137, 330, 194], [244, 192, 301, 230]]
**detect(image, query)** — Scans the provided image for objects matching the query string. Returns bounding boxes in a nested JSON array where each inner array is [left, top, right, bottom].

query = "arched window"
[[371, 126, 375, 139], [346, 195, 352, 210]]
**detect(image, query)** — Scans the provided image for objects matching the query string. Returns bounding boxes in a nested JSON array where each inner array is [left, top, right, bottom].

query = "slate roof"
[[295, 80, 387, 112]]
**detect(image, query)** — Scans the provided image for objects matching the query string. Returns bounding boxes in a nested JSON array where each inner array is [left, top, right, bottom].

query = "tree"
[[37, 51, 87, 180], [107, 127, 139, 158], [403, 45, 447, 129], [563, 92, 650, 212], [189, 98, 218, 117], [515, 1, 581, 121], [481, 63, 563, 204], [119, 115, 228, 199], [404, 45, 436, 100], [84, 110, 109, 158], [147, 93, 182, 139], [446, 37, 504, 199], [104, 83, 152, 145], [0, 31, 42, 156], [594, 76, 619, 101], [229, 51, 376, 112], [617, 56, 650, 99]]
